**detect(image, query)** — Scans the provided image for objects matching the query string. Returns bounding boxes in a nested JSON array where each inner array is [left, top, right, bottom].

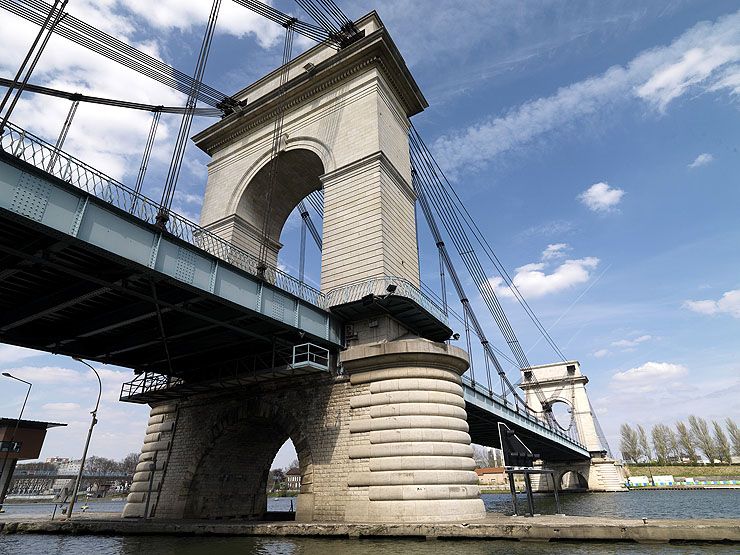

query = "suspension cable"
[[0, 0, 62, 122], [413, 169, 532, 410], [134, 110, 161, 196], [298, 200, 322, 250], [2, 0, 230, 109], [411, 133, 559, 422], [411, 124, 567, 362], [157, 0, 222, 228], [0, 0, 67, 133], [46, 97, 78, 171], [257, 20, 296, 272], [299, 216, 307, 283]]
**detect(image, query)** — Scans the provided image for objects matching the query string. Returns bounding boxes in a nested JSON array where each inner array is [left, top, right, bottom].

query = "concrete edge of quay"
[[1, 515, 739, 544]]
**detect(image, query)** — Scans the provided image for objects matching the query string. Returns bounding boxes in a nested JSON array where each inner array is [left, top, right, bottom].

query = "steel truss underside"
[[0, 210, 332, 380]]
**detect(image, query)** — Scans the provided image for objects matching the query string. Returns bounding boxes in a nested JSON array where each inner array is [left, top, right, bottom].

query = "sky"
[[0, 0, 738, 468]]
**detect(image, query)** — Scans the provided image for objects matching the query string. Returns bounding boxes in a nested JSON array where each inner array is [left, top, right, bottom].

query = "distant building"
[[475, 467, 508, 488], [286, 467, 301, 490]]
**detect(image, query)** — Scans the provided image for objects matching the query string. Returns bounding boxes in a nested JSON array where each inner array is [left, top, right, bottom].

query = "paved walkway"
[[1, 512, 738, 543]]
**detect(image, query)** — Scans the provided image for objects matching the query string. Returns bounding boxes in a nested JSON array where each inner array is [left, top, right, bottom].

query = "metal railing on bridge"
[[326, 275, 449, 326], [0, 122, 325, 308], [461, 375, 586, 450]]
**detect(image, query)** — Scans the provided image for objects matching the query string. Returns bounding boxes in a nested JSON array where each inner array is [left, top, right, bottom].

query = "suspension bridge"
[[0, 0, 624, 523]]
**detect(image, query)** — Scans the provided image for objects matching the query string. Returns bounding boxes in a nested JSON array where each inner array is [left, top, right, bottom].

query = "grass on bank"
[[624, 464, 739, 477]]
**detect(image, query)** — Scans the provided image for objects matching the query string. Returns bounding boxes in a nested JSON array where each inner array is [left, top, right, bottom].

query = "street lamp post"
[[0, 372, 32, 512], [66, 357, 102, 518]]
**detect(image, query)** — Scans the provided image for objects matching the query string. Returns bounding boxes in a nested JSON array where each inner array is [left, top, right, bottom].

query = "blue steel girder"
[[0, 151, 341, 376]]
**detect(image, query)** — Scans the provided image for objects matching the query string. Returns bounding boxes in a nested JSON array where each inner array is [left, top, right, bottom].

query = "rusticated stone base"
[[342, 338, 486, 523], [122, 337, 485, 523]]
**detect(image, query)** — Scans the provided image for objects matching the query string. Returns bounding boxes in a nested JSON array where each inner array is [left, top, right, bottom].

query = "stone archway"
[[559, 469, 588, 491], [179, 399, 315, 521], [205, 147, 326, 269]]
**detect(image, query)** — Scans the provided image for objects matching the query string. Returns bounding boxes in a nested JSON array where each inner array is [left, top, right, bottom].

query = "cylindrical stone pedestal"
[[122, 402, 177, 518], [343, 338, 485, 522]]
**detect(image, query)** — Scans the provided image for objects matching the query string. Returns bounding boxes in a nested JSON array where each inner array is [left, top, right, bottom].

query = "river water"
[[1, 490, 738, 554]]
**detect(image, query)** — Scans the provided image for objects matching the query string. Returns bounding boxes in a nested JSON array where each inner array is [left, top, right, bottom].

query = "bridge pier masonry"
[[122, 11, 484, 523]]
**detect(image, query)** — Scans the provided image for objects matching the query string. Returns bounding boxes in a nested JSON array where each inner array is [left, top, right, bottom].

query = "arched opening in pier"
[[550, 399, 574, 432], [182, 404, 313, 521], [235, 148, 325, 282], [560, 470, 588, 491]]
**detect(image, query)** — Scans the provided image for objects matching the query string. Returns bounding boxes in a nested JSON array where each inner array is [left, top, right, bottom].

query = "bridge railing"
[[0, 122, 326, 308], [119, 372, 184, 400], [326, 275, 449, 326], [461, 375, 587, 450]]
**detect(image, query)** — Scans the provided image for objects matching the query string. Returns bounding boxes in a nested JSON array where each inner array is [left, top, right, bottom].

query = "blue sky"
[[0, 1, 738, 467]]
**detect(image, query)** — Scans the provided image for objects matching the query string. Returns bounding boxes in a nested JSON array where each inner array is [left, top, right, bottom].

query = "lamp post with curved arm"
[[0, 372, 32, 511], [66, 357, 101, 518]]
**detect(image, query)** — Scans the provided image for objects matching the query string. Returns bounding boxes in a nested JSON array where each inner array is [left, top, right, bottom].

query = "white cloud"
[[491, 256, 599, 299], [541, 243, 569, 260], [611, 334, 652, 348], [578, 182, 624, 212], [688, 152, 714, 168], [636, 46, 740, 111], [4, 366, 81, 384], [612, 361, 688, 393], [593, 349, 610, 358], [432, 10, 740, 173], [683, 289, 740, 318], [0, 345, 45, 364], [42, 402, 81, 412]]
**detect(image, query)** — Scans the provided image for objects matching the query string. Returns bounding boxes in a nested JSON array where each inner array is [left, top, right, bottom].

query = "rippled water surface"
[[1, 490, 737, 555]]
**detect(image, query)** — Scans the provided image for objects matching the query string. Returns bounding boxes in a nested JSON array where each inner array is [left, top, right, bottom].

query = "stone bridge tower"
[[122, 12, 485, 523], [520, 361, 626, 492]]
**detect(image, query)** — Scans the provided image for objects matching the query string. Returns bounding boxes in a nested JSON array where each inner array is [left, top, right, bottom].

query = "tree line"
[[620, 416, 739, 464], [19, 453, 140, 476]]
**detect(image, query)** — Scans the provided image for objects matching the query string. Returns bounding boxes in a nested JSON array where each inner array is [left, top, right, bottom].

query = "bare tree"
[[619, 423, 640, 463], [712, 421, 731, 464], [637, 425, 652, 462], [675, 421, 696, 463], [651, 424, 672, 464], [665, 427, 680, 461], [726, 418, 740, 457], [688, 415, 717, 463], [473, 445, 499, 468], [120, 453, 139, 476]]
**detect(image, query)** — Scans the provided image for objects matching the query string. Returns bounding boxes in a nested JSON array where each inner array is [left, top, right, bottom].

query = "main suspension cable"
[[157, 0, 222, 227], [257, 20, 296, 272], [411, 124, 567, 362], [2, 0, 230, 108], [0, 0, 67, 133]]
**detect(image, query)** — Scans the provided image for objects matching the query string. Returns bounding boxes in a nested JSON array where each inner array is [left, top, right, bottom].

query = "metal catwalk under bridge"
[[0, 122, 588, 462]]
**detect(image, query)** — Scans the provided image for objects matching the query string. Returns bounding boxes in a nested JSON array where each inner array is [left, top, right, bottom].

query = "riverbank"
[[625, 465, 739, 477], [1, 513, 738, 543]]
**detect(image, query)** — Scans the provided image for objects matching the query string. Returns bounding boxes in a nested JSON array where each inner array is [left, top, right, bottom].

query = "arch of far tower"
[[520, 360, 606, 455], [193, 12, 427, 295]]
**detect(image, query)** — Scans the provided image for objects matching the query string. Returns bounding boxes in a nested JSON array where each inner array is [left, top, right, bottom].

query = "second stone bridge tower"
[[123, 12, 485, 523]]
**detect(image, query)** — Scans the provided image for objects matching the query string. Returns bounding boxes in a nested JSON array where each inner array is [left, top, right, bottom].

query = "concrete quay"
[[1, 513, 738, 544]]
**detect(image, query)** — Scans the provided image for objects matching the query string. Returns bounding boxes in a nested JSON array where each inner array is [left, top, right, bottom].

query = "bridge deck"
[[0, 149, 341, 377], [0, 122, 589, 461], [463, 380, 589, 461]]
